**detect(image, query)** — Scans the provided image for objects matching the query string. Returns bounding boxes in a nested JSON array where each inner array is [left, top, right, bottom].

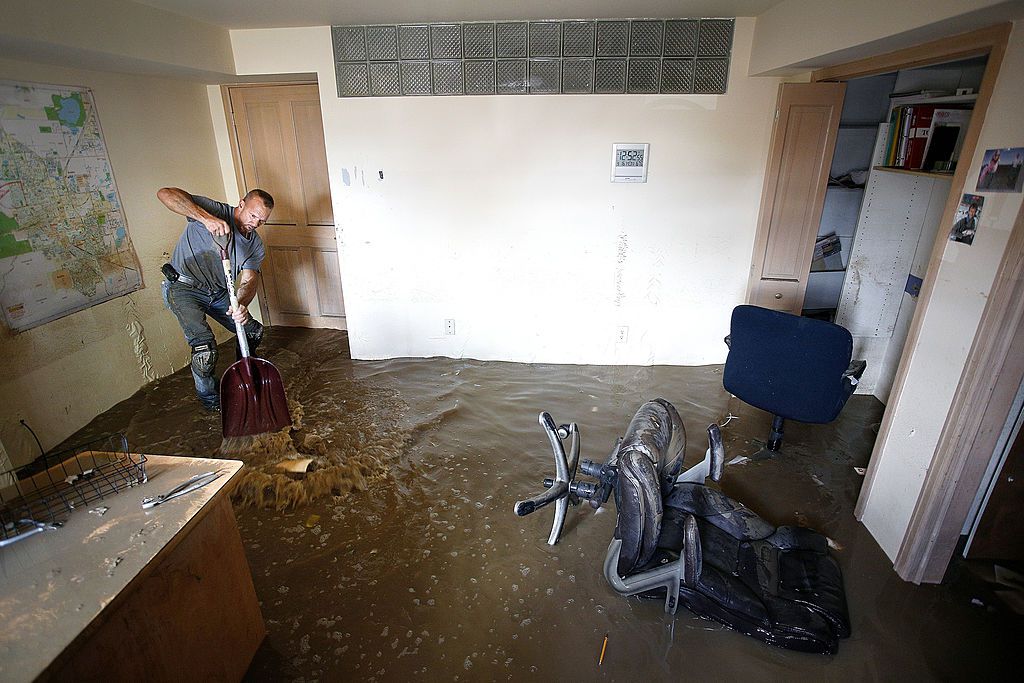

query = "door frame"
[[220, 81, 319, 325], [811, 24, 1013, 582]]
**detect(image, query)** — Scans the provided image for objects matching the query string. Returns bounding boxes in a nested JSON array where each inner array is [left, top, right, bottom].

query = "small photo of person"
[[950, 194, 984, 245], [975, 146, 1024, 192]]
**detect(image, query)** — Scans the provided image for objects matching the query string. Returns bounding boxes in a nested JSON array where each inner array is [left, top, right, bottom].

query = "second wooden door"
[[226, 83, 345, 329], [747, 82, 846, 314]]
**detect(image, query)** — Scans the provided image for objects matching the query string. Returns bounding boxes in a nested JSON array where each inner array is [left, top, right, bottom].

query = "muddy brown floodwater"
[[60, 327, 1018, 680]]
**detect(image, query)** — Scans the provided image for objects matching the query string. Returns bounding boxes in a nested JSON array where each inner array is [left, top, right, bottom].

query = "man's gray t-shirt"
[[169, 195, 265, 291]]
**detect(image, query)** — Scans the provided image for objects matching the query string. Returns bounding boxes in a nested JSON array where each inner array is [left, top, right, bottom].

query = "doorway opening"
[[806, 55, 988, 403]]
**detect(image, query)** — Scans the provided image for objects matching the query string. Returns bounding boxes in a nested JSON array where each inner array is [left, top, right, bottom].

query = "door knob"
[[774, 293, 782, 299]]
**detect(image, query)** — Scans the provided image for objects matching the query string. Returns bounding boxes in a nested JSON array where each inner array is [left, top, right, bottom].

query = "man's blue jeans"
[[162, 280, 263, 408]]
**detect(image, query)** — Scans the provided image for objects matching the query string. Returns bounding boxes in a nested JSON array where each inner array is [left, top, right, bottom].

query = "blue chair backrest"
[[723, 305, 854, 424]]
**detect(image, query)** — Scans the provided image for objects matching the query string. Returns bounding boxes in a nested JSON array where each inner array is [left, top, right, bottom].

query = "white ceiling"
[[133, 0, 786, 30]]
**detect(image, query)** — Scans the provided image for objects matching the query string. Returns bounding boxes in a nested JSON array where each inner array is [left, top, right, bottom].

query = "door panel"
[[266, 246, 308, 314], [262, 225, 336, 249], [291, 101, 334, 226], [227, 83, 345, 330], [748, 83, 845, 313], [312, 248, 345, 317], [242, 102, 299, 224], [749, 280, 803, 311]]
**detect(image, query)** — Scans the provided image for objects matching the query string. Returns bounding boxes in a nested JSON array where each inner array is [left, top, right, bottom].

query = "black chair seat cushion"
[[664, 482, 776, 541], [633, 487, 850, 654], [723, 305, 854, 424]]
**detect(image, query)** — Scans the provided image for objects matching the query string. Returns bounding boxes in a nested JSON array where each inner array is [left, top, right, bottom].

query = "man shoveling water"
[[158, 187, 274, 412]]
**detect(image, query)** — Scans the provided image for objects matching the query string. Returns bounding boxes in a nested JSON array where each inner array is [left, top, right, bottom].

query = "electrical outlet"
[[445, 319, 456, 335], [616, 325, 628, 343]]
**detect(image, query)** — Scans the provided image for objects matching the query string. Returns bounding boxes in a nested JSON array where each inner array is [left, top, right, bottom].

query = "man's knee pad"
[[191, 343, 218, 378], [245, 319, 264, 352]]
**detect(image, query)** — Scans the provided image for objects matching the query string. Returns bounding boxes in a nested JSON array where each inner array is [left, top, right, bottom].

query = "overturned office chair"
[[514, 399, 851, 654], [724, 305, 866, 452]]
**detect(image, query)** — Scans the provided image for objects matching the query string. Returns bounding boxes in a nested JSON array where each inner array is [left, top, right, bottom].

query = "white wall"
[[858, 23, 1024, 559], [230, 18, 782, 365], [0, 57, 232, 466]]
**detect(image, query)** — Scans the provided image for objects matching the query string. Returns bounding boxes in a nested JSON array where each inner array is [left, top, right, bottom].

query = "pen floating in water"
[[599, 633, 608, 665]]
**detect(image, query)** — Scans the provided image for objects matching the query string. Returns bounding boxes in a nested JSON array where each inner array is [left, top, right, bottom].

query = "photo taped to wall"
[[975, 146, 1024, 192], [949, 193, 984, 245]]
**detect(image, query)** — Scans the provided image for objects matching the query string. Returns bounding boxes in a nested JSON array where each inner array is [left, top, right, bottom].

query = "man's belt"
[[162, 263, 219, 292], [176, 273, 208, 289]]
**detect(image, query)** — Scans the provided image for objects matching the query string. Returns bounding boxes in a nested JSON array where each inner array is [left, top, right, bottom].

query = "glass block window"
[[332, 18, 733, 97]]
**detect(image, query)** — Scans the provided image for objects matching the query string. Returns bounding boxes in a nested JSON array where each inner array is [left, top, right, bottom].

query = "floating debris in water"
[[105, 555, 123, 576]]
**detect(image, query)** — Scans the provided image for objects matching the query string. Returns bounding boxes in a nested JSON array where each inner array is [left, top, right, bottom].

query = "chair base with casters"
[[724, 305, 867, 453], [514, 398, 851, 655]]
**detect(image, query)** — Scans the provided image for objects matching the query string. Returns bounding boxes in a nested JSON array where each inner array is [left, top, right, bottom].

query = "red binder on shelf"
[[904, 105, 938, 170]]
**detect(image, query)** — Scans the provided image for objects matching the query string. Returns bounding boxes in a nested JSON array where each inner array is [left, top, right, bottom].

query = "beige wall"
[[0, 57, 231, 466], [230, 18, 784, 365], [0, 0, 233, 80], [750, 0, 1021, 75]]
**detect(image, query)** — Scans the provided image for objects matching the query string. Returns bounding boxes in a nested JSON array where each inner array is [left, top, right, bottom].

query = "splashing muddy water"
[[58, 328, 1018, 680], [218, 391, 400, 510]]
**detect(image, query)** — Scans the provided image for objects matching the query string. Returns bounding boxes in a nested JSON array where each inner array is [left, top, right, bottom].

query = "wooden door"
[[226, 84, 345, 329], [747, 83, 845, 314]]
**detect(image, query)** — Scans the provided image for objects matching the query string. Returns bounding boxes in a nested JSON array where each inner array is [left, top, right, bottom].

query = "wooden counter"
[[0, 455, 264, 681]]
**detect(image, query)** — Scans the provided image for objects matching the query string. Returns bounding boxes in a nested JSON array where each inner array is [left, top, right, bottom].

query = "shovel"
[[216, 235, 291, 438]]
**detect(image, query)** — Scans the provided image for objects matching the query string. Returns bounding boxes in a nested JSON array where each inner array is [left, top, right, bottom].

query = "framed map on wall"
[[0, 80, 141, 333]]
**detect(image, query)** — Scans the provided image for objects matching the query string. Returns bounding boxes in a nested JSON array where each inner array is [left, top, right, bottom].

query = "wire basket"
[[0, 433, 147, 548]]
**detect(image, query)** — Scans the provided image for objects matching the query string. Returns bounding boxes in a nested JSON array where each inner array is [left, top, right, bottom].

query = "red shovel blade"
[[220, 356, 291, 438]]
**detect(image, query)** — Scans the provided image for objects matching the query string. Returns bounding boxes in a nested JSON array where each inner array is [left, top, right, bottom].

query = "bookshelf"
[[881, 93, 977, 173], [829, 59, 983, 396], [806, 58, 984, 327], [873, 165, 955, 178], [888, 93, 978, 107]]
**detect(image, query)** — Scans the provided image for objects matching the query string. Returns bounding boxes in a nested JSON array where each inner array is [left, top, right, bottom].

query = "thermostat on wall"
[[611, 143, 649, 183]]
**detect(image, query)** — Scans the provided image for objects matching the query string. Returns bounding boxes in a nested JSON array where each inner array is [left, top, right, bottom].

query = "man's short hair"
[[244, 188, 275, 210]]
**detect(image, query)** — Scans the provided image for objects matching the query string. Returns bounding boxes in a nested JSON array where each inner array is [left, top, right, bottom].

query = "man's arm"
[[228, 268, 260, 323], [157, 187, 229, 237]]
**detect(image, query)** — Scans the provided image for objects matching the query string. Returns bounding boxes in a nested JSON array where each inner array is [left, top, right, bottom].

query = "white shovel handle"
[[221, 257, 250, 358]]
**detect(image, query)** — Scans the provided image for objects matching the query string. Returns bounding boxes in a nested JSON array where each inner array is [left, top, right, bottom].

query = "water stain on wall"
[[614, 232, 629, 308], [123, 295, 155, 383]]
